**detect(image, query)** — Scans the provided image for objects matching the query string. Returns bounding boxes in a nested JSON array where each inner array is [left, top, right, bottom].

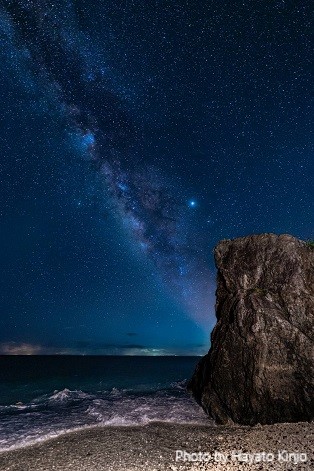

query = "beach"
[[0, 421, 313, 471]]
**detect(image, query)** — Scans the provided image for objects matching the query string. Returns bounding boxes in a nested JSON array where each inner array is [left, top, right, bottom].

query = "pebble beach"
[[0, 421, 313, 471]]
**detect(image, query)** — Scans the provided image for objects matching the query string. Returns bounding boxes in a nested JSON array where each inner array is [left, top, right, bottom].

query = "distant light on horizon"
[[0, 342, 207, 356]]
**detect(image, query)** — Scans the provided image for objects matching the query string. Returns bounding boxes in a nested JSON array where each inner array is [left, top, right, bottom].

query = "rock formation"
[[188, 234, 314, 425]]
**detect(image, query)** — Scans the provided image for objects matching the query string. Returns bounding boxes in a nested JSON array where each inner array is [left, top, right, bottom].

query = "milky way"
[[1, 0, 213, 324], [1, 0, 312, 354]]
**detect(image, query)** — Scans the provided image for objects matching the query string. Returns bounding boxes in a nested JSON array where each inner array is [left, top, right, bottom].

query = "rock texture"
[[189, 233, 314, 425]]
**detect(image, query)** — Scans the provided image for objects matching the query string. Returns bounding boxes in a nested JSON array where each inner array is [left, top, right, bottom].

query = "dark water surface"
[[0, 356, 210, 450]]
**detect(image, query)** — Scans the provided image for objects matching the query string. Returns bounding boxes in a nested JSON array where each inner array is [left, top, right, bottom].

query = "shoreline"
[[0, 421, 313, 470]]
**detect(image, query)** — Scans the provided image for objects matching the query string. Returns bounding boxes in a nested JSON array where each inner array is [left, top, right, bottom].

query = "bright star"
[[188, 200, 197, 208]]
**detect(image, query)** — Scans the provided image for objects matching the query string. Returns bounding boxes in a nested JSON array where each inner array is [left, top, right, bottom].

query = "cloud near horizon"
[[0, 342, 42, 355], [0, 341, 206, 356]]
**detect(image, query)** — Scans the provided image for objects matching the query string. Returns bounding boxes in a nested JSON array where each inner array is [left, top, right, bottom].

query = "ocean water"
[[0, 356, 210, 451]]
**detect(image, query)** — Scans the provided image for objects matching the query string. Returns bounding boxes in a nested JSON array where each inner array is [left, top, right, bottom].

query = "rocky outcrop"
[[189, 234, 314, 425]]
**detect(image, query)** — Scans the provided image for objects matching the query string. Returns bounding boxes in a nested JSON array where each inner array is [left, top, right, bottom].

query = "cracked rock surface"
[[189, 234, 314, 425]]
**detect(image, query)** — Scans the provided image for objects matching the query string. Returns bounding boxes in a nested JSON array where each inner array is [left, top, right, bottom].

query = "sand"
[[0, 421, 313, 471]]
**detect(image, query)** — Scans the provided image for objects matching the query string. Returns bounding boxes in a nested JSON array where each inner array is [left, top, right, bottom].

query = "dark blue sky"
[[0, 0, 312, 355]]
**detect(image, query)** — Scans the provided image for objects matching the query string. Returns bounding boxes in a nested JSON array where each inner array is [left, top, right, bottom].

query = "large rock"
[[188, 234, 314, 425]]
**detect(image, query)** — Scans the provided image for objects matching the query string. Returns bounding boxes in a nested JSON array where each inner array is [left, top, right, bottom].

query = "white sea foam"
[[0, 382, 211, 452], [48, 388, 91, 403], [85, 388, 209, 426], [0, 424, 99, 452]]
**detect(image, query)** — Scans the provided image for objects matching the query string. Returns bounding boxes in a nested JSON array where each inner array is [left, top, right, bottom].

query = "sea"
[[0, 356, 210, 451]]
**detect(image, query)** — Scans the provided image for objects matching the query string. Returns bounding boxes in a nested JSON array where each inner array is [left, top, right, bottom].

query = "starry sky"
[[0, 0, 313, 355]]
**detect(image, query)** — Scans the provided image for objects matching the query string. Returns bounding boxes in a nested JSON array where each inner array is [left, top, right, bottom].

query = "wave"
[[0, 384, 210, 452], [0, 424, 99, 453], [48, 388, 92, 403]]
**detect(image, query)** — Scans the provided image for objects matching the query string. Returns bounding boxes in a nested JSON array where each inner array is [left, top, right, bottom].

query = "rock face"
[[189, 234, 314, 425]]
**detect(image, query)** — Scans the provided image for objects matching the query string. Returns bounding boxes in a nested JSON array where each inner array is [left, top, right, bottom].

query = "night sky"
[[0, 0, 312, 355]]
